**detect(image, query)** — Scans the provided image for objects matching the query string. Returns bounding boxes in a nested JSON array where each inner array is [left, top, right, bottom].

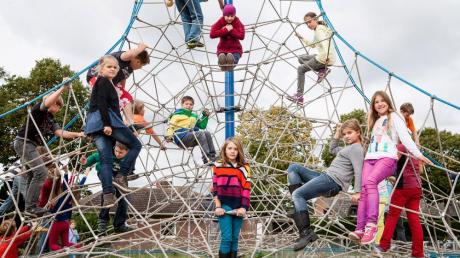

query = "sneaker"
[[218, 53, 227, 71], [114, 224, 135, 233], [286, 93, 304, 105], [186, 41, 197, 49], [316, 68, 331, 83], [194, 41, 205, 48], [361, 224, 378, 245], [348, 230, 364, 243], [25, 207, 49, 217]]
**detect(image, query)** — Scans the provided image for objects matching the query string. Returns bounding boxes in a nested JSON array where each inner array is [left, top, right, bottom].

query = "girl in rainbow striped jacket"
[[212, 138, 251, 258]]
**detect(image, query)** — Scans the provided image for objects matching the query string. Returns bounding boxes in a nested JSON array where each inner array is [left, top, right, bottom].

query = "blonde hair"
[[133, 100, 144, 115], [94, 55, 119, 76], [367, 91, 395, 138], [220, 137, 246, 167], [0, 219, 16, 237], [341, 119, 362, 143]]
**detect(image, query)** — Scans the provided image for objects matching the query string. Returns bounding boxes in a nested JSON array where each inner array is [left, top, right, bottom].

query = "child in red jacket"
[[0, 220, 36, 258], [210, 4, 245, 71]]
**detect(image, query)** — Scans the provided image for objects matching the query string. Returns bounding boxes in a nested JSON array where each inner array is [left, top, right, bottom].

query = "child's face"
[[114, 146, 128, 159], [374, 95, 389, 116], [182, 100, 194, 111], [304, 16, 318, 30], [400, 110, 410, 119], [225, 142, 239, 162], [342, 128, 360, 144], [100, 59, 119, 79], [224, 15, 235, 24], [70, 222, 76, 229]]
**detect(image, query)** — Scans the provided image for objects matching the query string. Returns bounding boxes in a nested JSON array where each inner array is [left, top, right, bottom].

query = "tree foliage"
[[0, 58, 90, 165]]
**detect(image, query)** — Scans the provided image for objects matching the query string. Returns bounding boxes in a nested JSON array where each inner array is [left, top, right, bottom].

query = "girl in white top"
[[349, 91, 431, 245]]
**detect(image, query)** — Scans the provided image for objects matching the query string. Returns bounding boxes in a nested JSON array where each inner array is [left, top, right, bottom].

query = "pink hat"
[[223, 4, 236, 16]]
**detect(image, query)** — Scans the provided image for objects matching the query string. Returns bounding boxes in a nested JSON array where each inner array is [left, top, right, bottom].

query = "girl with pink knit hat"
[[210, 4, 245, 71]]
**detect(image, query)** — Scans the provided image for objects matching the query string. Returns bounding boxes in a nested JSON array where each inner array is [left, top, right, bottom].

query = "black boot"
[[288, 184, 301, 194], [292, 211, 318, 251], [229, 251, 237, 258], [219, 251, 231, 258]]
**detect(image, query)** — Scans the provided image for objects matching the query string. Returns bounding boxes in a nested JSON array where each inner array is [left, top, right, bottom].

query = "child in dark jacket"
[[210, 4, 245, 71]]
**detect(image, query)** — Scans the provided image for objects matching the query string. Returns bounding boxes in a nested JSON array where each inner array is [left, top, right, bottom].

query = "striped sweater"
[[212, 162, 252, 210]]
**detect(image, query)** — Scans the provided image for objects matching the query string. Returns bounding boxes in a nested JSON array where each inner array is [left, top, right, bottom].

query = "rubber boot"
[[292, 211, 318, 251]]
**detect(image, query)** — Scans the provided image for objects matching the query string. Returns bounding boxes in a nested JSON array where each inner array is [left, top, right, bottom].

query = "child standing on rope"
[[287, 119, 363, 251], [375, 144, 425, 257], [133, 100, 166, 150], [84, 55, 142, 207], [210, 4, 245, 71], [13, 79, 84, 216], [86, 43, 150, 125], [288, 12, 336, 105], [81, 142, 134, 234], [212, 138, 251, 258], [349, 91, 431, 245], [166, 96, 216, 164]]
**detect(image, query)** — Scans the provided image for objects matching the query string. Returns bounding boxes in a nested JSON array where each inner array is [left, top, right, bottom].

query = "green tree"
[[236, 106, 316, 211], [321, 109, 367, 167], [0, 58, 90, 165], [419, 128, 460, 194]]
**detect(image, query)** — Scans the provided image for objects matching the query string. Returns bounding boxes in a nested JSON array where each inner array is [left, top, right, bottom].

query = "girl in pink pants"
[[348, 91, 431, 245]]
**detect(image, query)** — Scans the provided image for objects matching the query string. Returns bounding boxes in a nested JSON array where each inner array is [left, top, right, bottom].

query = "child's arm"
[[394, 114, 431, 164], [83, 152, 100, 169], [210, 19, 229, 38], [218, 0, 224, 9], [329, 123, 343, 156], [13, 225, 33, 246], [349, 145, 364, 193], [150, 128, 166, 150], [229, 19, 245, 40], [195, 110, 209, 129], [43, 78, 69, 109], [54, 129, 85, 139], [120, 43, 147, 61]]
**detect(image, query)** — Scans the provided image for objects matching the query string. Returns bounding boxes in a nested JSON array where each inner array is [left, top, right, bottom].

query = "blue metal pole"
[[224, 0, 235, 139]]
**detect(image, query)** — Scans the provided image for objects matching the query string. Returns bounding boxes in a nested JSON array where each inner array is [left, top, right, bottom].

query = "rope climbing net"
[[0, 0, 459, 257]]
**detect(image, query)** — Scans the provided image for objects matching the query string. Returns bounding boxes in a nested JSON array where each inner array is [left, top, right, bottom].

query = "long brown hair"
[[304, 12, 326, 26], [0, 219, 16, 237], [220, 137, 246, 167], [341, 118, 362, 143], [366, 90, 395, 138]]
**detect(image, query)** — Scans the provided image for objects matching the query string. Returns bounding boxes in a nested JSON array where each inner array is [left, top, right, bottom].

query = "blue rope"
[[315, 0, 460, 110]]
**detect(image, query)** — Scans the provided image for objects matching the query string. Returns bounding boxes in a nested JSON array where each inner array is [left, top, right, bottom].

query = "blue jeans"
[[0, 175, 27, 215], [93, 127, 142, 194], [232, 53, 241, 64], [98, 174, 128, 228], [287, 164, 341, 212], [175, 0, 203, 42], [218, 204, 243, 254]]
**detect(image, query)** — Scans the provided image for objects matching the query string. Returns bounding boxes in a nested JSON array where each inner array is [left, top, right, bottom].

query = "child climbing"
[[288, 11, 336, 105], [0, 220, 37, 258], [166, 96, 216, 164], [210, 4, 245, 71], [133, 100, 166, 150], [84, 55, 142, 207], [349, 91, 431, 245], [287, 119, 363, 251], [212, 138, 251, 258], [400, 102, 418, 144]]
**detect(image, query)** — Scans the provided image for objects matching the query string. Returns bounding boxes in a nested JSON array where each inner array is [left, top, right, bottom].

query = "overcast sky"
[[1, 0, 459, 186]]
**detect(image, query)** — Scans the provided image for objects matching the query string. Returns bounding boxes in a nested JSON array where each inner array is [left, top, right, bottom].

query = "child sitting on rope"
[[212, 137, 251, 258], [13, 78, 84, 216], [287, 119, 363, 251], [210, 4, 245, 71], [80, 142, 135, 234], [0, 220, 37, 258], [166, 96, 217, 165], [133, 100, 166, 150], [86, 43, 150, 125], [287, 12, 336, 105]]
